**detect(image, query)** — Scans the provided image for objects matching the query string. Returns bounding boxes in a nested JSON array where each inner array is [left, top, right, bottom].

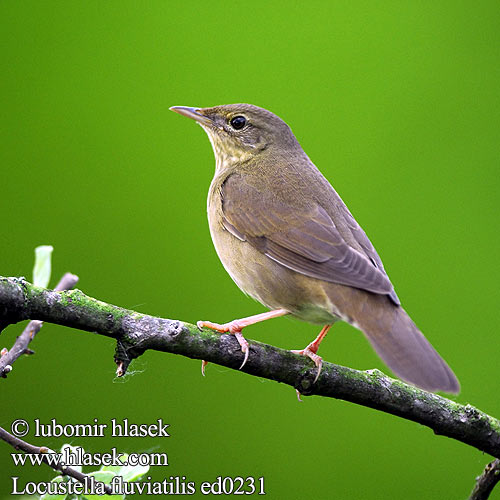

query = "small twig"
[[469, 459, 500, 500], [0, 426, 112, 495], [0, 273, 78, 378]]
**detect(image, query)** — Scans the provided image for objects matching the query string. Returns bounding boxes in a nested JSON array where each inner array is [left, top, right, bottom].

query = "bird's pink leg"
[[292, 324, 332, 384], [198, 308, 289, 371]]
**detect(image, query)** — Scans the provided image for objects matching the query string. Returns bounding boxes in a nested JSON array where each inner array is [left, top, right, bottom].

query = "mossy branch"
[[1, 276, 500, 461]]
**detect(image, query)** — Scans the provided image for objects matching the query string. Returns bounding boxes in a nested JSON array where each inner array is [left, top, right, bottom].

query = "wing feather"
[[221, 174, 397, 298]]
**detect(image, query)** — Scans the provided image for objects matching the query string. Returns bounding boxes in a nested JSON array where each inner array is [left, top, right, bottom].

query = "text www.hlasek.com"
[[12, 446, 168, 467]]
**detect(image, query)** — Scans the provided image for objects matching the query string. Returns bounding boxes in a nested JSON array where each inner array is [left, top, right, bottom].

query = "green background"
[[2, 1, 499, 498]]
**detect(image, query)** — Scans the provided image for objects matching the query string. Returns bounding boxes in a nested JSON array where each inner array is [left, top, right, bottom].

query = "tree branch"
[[1, 276, 499, 461], [469, 459, 500, 500], [0, 273, 78, 378]]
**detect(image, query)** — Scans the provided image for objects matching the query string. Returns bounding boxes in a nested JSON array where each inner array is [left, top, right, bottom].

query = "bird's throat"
[[201, 125, 253, 173]]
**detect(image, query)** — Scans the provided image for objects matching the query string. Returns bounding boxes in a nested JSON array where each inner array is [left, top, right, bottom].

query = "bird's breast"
[[206, 179, 338, 325]]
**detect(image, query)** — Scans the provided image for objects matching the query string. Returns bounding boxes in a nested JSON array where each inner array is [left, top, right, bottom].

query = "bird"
[[170, 103, 460, 394]]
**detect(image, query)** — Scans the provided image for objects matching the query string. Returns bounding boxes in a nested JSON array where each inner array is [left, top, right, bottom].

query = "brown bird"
[[170, 103, 459, 394]]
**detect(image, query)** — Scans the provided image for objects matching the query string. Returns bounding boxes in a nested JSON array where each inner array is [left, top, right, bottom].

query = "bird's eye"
[[230, 116, 247, 130]]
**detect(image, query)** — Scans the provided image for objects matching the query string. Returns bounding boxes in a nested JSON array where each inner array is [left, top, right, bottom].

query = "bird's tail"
[[327, 284, 460, 393]]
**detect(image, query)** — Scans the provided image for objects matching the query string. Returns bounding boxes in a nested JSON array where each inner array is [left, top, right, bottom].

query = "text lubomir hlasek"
[[33, 418, 170, 438]]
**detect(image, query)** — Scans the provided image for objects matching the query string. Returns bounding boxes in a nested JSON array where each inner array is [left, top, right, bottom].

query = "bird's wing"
[[339, 203, 385, 271], [221, 174, 396, 297]]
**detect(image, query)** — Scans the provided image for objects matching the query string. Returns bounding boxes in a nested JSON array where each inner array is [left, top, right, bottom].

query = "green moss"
[[130, 312, 145, 320], [485, 414, 500, 434], [62, 289, 127, 318]]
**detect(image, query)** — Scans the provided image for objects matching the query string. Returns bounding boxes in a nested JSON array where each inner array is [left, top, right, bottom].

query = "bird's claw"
[[234, 332, 249, 369], [291, 346, 323, 383], [196, 321, 249, 370], [201, 360, 208, 376]]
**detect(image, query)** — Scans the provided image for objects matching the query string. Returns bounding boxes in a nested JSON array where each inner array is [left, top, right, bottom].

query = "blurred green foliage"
[[1, 1, 499, 498]]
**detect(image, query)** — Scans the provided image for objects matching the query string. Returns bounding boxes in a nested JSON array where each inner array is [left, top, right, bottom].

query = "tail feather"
[[326, 284, 460, 393], [360, 304, 460, 393]]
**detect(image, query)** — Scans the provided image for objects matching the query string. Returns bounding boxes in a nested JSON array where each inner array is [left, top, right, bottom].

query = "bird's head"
[[170, 103, 300, 170]]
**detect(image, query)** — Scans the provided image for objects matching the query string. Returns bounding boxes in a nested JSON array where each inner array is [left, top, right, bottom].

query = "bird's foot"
[[197, 320, 250, 370], [197, 319, 248, 334], [291, 324, 331, 386], [291, 343, 323, 383], [196, 310, 289, 375]]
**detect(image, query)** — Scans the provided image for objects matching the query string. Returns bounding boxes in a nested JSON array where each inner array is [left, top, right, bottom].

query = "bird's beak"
[[169, 106, 213, 126]]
